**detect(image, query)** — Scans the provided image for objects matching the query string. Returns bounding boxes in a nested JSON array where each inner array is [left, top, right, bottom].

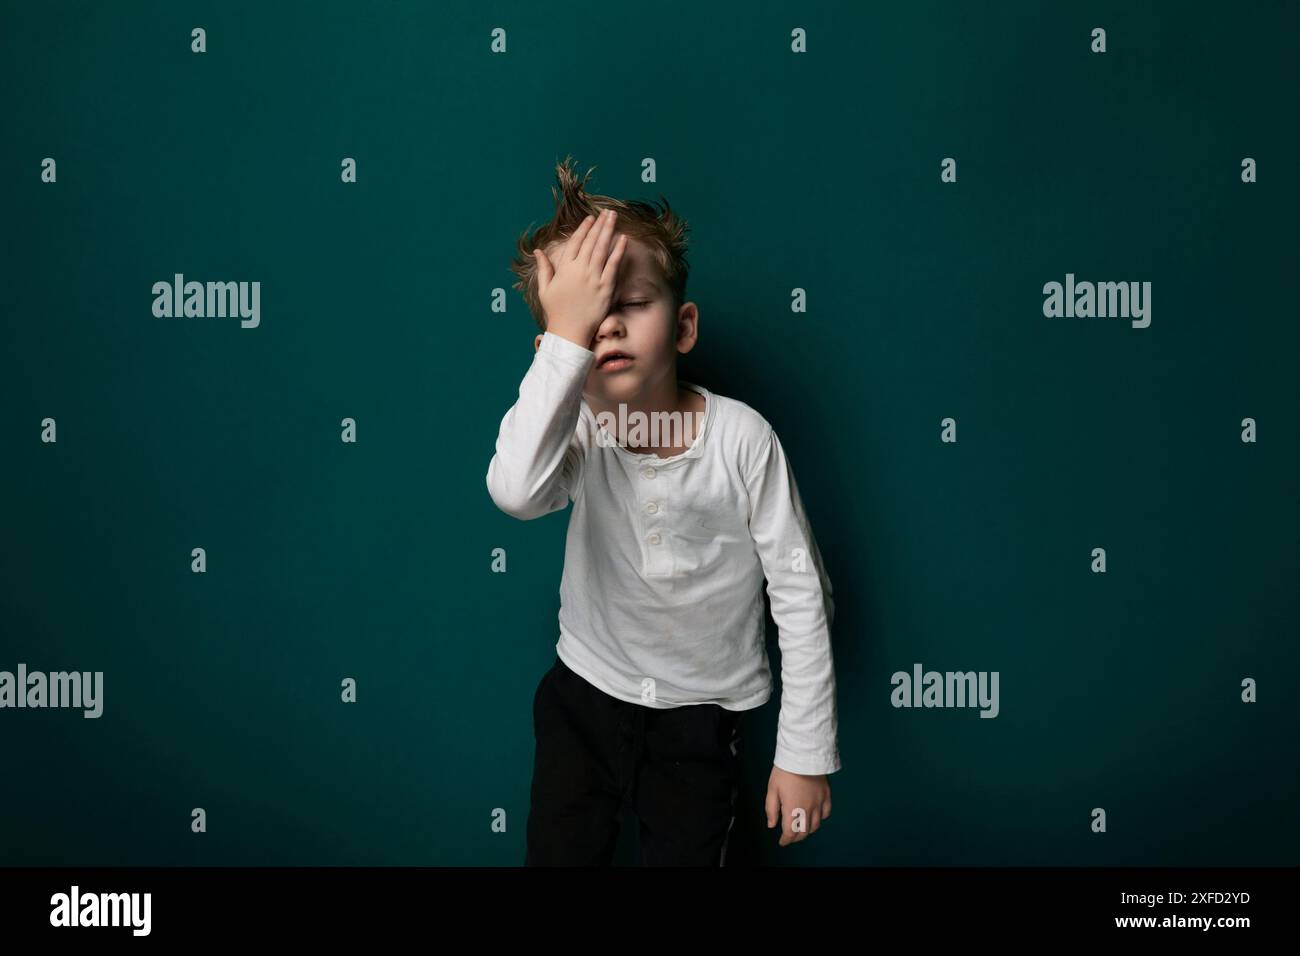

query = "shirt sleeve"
[[745, 426, 841, 776], [486, 331, 594, 520]]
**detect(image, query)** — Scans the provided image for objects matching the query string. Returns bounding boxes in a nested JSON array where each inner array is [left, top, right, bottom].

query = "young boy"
[[487, 158, 840, 866]]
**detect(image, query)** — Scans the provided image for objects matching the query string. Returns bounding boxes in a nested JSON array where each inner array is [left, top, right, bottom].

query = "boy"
[[487, 157, 840, 865]]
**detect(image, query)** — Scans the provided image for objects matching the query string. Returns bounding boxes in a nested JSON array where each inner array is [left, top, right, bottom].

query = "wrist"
[[538, 330, 597, 370], [545, 325, 594, 352]]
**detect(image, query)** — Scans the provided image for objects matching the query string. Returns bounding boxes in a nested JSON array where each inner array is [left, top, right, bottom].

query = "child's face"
[[536, 235, 697, 406]]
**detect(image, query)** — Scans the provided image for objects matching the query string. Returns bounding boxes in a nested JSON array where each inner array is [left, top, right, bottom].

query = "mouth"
[[597, 350, 634, 371]]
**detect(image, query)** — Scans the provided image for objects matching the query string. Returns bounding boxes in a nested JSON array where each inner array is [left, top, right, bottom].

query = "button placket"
[[639, 461, 672, 576]]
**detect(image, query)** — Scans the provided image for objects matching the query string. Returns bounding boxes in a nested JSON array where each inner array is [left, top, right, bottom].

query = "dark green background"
[[2, 0, 1296, 866]]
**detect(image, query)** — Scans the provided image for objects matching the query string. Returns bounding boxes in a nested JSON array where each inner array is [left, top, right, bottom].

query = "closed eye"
[[620, 300, 650, 309]]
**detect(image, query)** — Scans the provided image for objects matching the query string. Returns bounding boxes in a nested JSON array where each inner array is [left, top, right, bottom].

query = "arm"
[[485, 332, 594, 520], [745, 426, 840, 775], [487, 209, 627, 519], [745, 425, 841, 846]]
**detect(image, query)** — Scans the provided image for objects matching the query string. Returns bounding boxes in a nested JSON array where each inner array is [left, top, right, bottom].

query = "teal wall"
[[2, 0, 1296, 866]]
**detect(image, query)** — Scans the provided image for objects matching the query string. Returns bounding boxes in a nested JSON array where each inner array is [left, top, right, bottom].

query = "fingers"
[[563, 214, 598, 261], [545, 210, 621, 286], [780, 808, 797, 846], [577, 208, 616, 267], [780, 805, 809, 846], [600, 233, 628, 285], [772, 798, 826, 847], [588, 209, 618, 269], [533, 248, 553, 294]]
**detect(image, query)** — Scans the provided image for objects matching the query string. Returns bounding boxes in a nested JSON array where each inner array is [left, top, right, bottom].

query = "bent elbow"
[[485, 472, 547, 521]]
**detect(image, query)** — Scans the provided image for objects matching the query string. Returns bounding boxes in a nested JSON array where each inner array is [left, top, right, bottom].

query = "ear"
[[675, 302, 699, 355]]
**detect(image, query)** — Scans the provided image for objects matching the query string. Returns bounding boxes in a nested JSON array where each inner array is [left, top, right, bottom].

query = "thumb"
[[765, 785, 780, 829]]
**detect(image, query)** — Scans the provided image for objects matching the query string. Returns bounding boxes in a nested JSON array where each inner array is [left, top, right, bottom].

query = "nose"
[[593, 311, 626, 344]]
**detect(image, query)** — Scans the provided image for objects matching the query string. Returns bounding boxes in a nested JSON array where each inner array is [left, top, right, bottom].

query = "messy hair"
[[509, 155, 690, 333]]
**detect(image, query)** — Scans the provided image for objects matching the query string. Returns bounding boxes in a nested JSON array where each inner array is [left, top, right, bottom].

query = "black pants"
[[525, 655, 744, 866]]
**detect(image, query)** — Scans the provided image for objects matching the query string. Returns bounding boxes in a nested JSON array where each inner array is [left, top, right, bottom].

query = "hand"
[[766, 765, 832, 847], [534, 209, 628, 350]]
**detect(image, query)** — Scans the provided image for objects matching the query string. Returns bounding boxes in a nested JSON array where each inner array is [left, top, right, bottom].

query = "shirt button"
[[645, 501, 659, 515], [647, 532, 661, 546], [641, 467, 657, 479]]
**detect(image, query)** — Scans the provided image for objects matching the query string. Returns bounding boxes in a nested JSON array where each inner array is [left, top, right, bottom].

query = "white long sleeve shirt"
[[486, 331, 841, 775]]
